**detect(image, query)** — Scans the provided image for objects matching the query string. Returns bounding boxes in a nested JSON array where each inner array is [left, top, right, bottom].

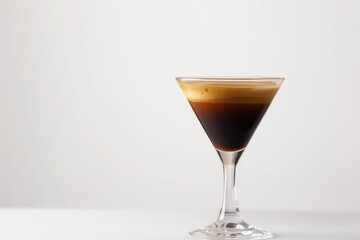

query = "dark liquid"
[[189, 101, 272, 151]]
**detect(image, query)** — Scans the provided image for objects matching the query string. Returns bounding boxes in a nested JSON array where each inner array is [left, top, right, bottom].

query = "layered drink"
[[178, 79, 280, 151]]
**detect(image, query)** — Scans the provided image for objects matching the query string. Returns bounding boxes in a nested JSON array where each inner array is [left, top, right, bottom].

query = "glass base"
[[189, 220, 274, 240]]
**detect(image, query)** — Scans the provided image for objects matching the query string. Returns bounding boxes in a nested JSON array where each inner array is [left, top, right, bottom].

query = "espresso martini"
[[177, 77, 283, 239], [178, 79, 280, 151]]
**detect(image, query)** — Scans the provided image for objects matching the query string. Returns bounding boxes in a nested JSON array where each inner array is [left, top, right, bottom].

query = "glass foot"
[[190, 220, 274, 239]]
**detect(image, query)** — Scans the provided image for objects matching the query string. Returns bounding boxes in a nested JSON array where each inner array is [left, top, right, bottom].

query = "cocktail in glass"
[[177, 77, 284, 239]]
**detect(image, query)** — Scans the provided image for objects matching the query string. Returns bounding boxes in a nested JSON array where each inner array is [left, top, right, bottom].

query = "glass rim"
[[176, 76, 284, 82]]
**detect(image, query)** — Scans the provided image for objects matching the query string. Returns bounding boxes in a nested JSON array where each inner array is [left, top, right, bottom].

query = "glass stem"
[[217, 150, 244, 221]]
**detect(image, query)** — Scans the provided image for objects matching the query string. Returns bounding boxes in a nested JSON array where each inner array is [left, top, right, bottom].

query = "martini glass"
[[177, 77, 284, 239]]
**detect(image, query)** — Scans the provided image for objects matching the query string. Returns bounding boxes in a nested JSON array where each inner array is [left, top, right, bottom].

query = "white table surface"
[[0, 209, 359, 240]]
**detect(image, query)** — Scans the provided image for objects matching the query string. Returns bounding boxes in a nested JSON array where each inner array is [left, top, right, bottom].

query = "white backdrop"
[[1, 0, 359, 211]]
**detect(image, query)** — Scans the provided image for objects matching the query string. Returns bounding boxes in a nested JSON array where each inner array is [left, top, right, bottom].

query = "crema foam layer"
[[178, 80, 280, 103]]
